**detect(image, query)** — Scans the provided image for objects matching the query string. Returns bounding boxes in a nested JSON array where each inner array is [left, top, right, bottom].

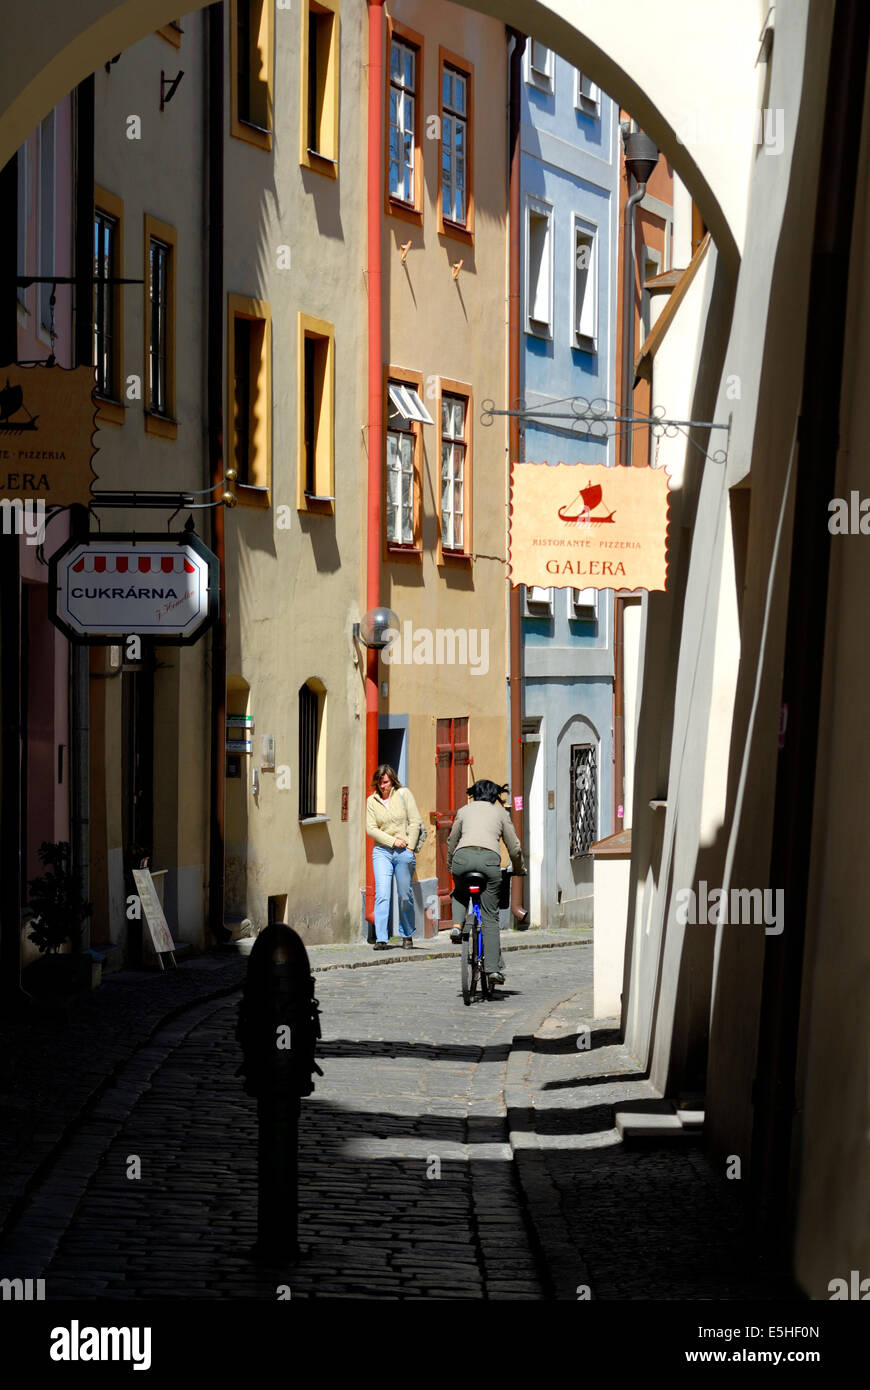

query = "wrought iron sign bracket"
[[481, 396, 731, 466]]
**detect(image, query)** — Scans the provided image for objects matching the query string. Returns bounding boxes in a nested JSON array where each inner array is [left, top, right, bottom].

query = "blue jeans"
[[372, 845, 417, 941]]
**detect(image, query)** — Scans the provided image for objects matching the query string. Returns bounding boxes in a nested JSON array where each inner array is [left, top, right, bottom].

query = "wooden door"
[[435, 716, 470, 924]]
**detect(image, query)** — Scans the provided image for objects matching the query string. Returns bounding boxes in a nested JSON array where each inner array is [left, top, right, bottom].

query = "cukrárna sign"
[[48, 533, 219, 644], [0, 364, 98, 505], [510, 461, 670, 592]]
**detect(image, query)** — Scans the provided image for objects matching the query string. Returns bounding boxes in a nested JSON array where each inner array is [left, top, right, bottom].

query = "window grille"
[[570, 743, 597, 858], [148, 238, 169, 415], [94, 210, 118, 397]]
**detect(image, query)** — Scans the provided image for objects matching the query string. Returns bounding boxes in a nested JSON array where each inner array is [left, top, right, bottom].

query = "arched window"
[[298, 679, 326, 821]]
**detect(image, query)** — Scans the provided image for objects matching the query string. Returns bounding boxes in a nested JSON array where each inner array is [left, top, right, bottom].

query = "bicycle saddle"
[[457, 870, 489, 889]]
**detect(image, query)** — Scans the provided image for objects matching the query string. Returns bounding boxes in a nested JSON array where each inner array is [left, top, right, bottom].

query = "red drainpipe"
[[364, 0, 385, 923], [508, 29, 527, 922]]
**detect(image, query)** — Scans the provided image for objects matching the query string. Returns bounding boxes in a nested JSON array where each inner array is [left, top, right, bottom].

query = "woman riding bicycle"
[[447, 779, 526, 987]]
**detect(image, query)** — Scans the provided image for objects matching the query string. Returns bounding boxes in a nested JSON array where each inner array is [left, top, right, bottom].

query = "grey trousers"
[[450, 846, 504, 974]]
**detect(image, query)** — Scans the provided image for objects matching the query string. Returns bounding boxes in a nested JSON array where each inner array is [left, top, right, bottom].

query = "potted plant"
[[23, 841, 92, 1000]]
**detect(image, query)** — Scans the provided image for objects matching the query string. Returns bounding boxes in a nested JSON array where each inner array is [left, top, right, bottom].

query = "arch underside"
[[0, 0, 759, 269]]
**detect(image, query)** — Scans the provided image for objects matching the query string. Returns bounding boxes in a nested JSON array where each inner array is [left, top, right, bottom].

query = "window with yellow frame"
[[300, 0, 340, 175], [297, 314, 335, 513], [228, 294, 272, 505], [230, 0, 274, 151], [143, 214, 177, 439]]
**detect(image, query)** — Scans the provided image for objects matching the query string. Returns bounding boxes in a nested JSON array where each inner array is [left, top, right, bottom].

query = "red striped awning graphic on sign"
[[70, 554, 196, 574]]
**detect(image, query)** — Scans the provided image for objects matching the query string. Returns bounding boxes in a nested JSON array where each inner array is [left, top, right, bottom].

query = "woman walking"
[[447, 779, 526, 986], [365, 764, 424, 950]]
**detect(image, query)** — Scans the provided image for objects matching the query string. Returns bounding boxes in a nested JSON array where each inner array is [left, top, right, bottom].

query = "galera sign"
[[49, 532, 219, 644]]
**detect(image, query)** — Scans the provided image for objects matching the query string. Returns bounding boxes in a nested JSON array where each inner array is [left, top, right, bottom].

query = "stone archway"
[[0, 0, 762, 269]]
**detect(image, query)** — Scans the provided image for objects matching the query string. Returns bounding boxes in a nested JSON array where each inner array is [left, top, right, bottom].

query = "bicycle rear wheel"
[[461, 921, 473, 1005]]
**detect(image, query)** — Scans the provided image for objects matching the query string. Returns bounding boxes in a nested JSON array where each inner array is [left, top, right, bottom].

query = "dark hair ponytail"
[[467, 779, 509, 805]]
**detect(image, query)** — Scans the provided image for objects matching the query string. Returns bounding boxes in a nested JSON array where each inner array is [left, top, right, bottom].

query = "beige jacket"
[[365, 786, 425, 851], [447, 801, 526, 873]]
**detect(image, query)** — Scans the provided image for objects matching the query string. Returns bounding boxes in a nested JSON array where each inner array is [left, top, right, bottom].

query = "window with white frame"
[[524, 585, 553, 616], [526, 198, 553, 336], [572, 217, 598, 350], [389, 38, 417, 203], [575, 71, 600, 113], [641, 247, 661, 343], [386, 381, 419, 545], [441, 392, 466, 551], [570, 587, 598, 619], [526, 39, 553, 90], [441, 64, 468, 226]]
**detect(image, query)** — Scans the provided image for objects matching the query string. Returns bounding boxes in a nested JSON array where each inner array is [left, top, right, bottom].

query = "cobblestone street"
[[0, 938, 801, 1301]]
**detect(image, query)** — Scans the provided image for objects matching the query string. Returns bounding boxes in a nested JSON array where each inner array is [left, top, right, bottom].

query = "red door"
[[435, 716, 470, 924]]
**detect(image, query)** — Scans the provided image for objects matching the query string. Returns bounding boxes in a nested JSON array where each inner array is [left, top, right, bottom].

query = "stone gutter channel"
[[0, 934, 593, 1292]]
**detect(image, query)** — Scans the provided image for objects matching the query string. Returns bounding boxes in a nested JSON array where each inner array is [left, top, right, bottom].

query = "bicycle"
[[456, 870, 492, 1005]]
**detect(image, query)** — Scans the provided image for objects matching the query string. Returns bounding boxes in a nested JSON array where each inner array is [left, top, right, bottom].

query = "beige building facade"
[[88, 17, 212, 962], [221, 0, 368, 943], [376, 0, 509, 925]]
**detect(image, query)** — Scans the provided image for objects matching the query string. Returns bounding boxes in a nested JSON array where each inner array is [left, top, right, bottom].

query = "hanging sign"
[[48, 531, 219, 644], [0, 364, 98, 504], [510, 461, 670, 593]]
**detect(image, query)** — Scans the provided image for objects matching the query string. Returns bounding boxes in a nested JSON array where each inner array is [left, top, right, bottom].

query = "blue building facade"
[[518, 41, 620, 926]]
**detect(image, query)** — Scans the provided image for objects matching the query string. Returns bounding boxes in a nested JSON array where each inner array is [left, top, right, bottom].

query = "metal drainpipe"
[[751, 0, 870, 1252], [508, 28, 527, 923], [71, 75, 95, 940], [364, 0, 386, 925], [0, 152, 24, 1009], [613, 177, 646, 833], [206, 2, 230, 944]]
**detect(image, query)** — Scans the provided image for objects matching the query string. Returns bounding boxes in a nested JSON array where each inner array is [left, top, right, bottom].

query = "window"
[[570, 587, 598, 620], [143, 215, 176, 437], [94, 187, 124, 422], [297, 314, 335, 512], [526, 197, 553, 337], [524, 586, 553, 615], [386, 385, 415, 547], [641, 248, 661, 343], [228, 295, 271, 502], [17, 144, 27, 309], [299, 680, 326, 821], [387, 27, 422, 218], [569, 744, 598, 858], [439, 385, 471, 557], [300, 0, 339, 173], [439, 52, 472, 234], [38, 113, 55, 336], [526, 39, 553, 90], [575, 71, 600, 113], [384, 374, 431, 551], [231, 0, 274, 150], [572, 217, 598, 350]]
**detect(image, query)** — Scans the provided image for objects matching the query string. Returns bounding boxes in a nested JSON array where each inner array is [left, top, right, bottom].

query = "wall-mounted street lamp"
[[353, 606, 400, 650]]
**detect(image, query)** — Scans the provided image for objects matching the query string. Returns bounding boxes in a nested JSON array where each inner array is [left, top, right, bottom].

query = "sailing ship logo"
[[0, 378, 40, 433], [558, 479, 616, 525]]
